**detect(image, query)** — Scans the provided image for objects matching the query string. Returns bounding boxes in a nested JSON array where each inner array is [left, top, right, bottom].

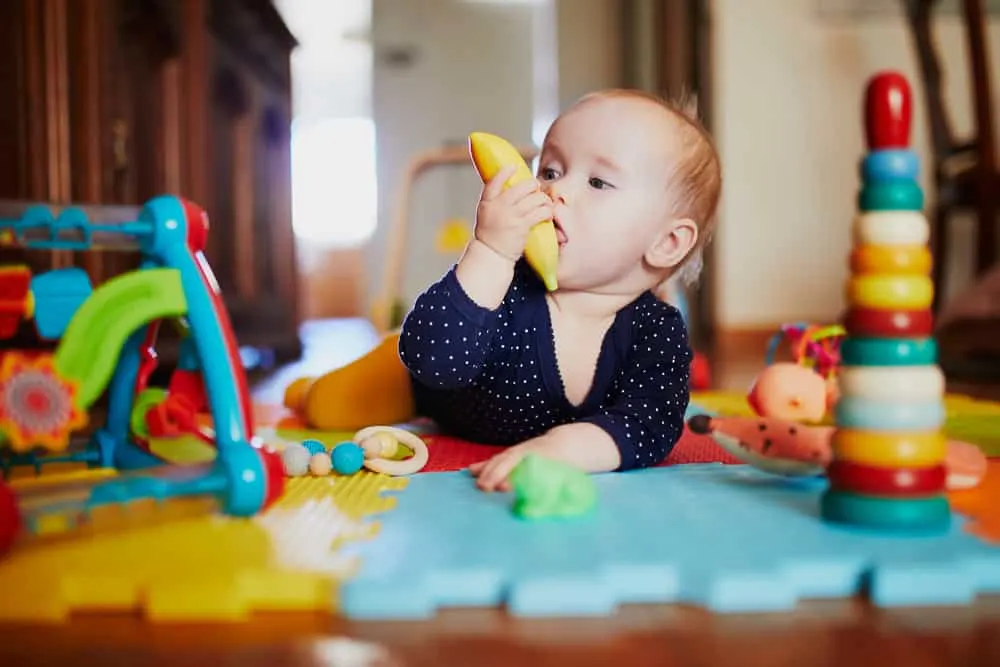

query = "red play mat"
[[250, 403, 741, 473], [418, 427, 741, 473]]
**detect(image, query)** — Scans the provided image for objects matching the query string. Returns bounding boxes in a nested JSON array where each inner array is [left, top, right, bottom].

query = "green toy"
[[509, 454, 598, 520]]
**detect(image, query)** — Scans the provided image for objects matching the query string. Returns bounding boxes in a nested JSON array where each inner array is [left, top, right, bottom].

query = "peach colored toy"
[[687, 413, 988, 489], [688, 414, 832, 477], [747, 362, 831, 422]]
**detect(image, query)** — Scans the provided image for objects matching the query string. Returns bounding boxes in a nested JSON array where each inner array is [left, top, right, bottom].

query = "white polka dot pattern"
[[399, 261, 692, 470]]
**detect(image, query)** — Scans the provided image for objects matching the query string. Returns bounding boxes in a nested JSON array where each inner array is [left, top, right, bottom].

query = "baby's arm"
[[471, 302, 692, 489], [398, 266, 503, 390]]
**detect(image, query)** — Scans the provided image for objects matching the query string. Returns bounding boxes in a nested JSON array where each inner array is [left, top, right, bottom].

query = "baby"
[[399, 89, 722, 491]]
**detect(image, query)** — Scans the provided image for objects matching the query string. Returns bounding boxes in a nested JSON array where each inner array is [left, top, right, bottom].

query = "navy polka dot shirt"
[[398, 260, 693, 471]]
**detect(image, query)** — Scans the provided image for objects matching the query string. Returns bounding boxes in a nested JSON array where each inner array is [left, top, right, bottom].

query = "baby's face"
[[537, 95, 682, 293]]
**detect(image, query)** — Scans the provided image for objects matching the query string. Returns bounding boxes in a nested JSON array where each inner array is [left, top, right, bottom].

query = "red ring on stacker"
[[827, 460, 947, 496], [843, 307, 934, 337]]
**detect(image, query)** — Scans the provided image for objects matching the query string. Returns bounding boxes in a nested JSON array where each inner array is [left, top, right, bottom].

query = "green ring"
[[821, 490, 950, 533], [858, 182, 924, 211], [840, 337, 937, 366]]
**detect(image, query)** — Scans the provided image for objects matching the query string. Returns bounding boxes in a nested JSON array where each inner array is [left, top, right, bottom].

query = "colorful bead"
[[820, 490, 950, 532], [301, 439, 326, 455], [846, 275, 933, 310], [852, 211, 928, 246], [842, 307, 934, 337], [860, 149, 920, 183], [281, 444, 311, 477], [831, 429, 947, 467], [837, 365, 944, 401], [827, 460, 947, 496], [309, 452, 333, 476], [858, 182, 924, 211], [332, 442, 366, 475], [834, 397, 945, 432], [849, 244, 931, 275], [840, 337, 937, 366]]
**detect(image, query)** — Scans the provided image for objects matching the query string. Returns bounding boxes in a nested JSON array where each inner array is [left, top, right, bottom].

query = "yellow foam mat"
[[0, 469, 407, 623]]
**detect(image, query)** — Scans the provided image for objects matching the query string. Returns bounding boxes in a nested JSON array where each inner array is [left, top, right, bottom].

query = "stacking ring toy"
[[831, 429, 947, 467], [353, 425, 429, 476], [820, 490, 950, 532], [849, 244, 932, 275], [827, 460, 947, 496], [843, 307, 934, 337], [860, 149, 920, 183], [846, 275, 933, 310], [840, 337, 937, 366], [834, 397, 945, 431], [837, 365, 944, 401], [853, 211, 928, 246], [858, 182, 924, 211]]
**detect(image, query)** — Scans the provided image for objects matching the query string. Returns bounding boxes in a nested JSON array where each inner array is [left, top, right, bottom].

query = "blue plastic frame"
[[0, 196, 267, 519]]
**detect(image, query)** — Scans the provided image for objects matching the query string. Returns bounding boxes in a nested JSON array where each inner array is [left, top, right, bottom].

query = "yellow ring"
[[850, 244, 932, 275], [832, 429, 947, 468], [846, 275, 933, 309]]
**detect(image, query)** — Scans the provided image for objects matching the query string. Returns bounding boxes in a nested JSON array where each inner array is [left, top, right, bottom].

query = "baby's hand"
[[474, 165, 554, 263], [469, 442, 535, 492]]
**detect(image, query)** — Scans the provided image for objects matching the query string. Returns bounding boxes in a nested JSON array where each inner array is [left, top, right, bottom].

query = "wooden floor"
[[3, 318, 1000, 666]]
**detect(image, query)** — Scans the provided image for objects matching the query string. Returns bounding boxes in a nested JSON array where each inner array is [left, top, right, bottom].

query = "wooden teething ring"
[[352, 425, 430, 476]]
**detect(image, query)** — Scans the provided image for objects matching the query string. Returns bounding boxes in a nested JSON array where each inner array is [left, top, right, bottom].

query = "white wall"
[[712, 0, 1000, 328]]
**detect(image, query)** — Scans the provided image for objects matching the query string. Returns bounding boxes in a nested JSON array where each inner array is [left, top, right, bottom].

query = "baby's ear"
[[645, 218, 698, 270]]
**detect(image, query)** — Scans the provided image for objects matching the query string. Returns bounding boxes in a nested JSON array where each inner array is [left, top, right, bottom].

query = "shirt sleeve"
[[398, 266, 504, 390], [579, 299, 693, 471]]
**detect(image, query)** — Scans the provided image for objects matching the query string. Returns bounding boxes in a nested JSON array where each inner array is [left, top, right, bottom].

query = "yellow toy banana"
[[468, 132, 559, 291]]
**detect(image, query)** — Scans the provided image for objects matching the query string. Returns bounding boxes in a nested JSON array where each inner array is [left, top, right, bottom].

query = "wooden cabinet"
[[0, 0, 302, 365]]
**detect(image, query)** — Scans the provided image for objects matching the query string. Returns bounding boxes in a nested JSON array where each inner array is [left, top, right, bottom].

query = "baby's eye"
[[539, 167, 558, 181], [589, 177, 611, 190]]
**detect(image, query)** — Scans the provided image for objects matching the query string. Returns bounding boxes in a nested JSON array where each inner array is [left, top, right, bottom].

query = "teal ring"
[[840, 337, 937, 366], [820, 490, 950, 533], [858, 182, 924, 211], [834, 396, 945, 430]]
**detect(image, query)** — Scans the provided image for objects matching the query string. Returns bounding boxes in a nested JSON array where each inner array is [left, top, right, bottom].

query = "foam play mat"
[[0, 469, 405, 622], [2, 398, 998, 623], [339, 464, 1000, 619]]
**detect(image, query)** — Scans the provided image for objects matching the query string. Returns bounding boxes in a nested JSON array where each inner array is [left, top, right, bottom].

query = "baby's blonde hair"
[[576, 88, 722, 293]]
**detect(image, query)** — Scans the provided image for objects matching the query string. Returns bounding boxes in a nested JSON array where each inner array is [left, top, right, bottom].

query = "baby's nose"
[[543, 183, 570, 205]]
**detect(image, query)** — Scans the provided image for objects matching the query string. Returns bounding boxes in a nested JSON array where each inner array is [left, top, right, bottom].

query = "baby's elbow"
[[400, 353, 476, 390]]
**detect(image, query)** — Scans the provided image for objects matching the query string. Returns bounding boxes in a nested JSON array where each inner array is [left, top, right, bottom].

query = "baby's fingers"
[[481, 165, 518, 201], [477, 453, 521, 492], [496, 177, 540, 205], [513, 190, 551, 215]]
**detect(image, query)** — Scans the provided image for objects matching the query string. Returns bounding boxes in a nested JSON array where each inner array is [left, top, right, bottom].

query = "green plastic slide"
[[53, 268, 188, 408]]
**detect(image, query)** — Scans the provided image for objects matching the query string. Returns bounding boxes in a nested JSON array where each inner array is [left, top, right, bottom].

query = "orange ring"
[[850, 244, 932, 275]]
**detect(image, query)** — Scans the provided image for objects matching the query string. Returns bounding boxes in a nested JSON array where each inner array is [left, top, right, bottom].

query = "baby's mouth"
[[553, 220, 568, 246]]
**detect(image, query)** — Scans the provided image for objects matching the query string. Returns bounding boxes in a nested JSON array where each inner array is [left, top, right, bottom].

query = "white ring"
[[853, 211, 929, 246], [837, 365, 945, 401]]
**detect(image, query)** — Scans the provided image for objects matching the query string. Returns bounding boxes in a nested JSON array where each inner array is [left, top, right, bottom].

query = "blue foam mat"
[[339, 464, 1000, 619]]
